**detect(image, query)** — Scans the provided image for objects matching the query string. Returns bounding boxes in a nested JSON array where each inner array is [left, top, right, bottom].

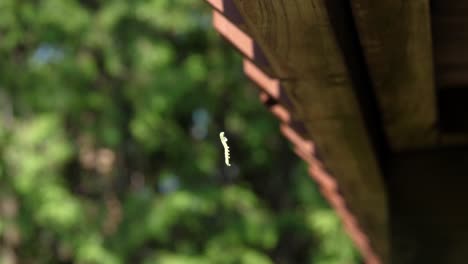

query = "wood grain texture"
[[244, 59, 280, 99], [212, 11, 255, 58], [350, 0, 437, 151], [232, 0, 389, 262], [212, 11, 270, 74]]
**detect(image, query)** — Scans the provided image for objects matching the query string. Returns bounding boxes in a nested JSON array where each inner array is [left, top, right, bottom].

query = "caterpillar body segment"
[[219, 132, 231, 166]]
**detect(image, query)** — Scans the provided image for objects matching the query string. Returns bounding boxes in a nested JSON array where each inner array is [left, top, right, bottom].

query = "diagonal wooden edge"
[[293, 147, 336, 191], [211, 10, 272, 75], [260, 92, 377, 260], [206, 0, 244, 25], [212, 10, 255, 58], [245, 59, 294, 108], [206, 1, 384, 263], [206, 0, 224, 12], [280, 124, 315, 156], [294, 145, 380, 264], [244, 59, 280, 99], [258, 92, 292, 123]]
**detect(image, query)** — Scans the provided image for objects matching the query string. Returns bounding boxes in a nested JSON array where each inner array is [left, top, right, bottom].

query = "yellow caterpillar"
[[219, 132, 231, 166]]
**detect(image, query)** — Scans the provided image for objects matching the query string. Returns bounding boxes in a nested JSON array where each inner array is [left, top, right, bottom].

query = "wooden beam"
[[430, 0, 468, 145], [209, 5, 277, 76], [431, 0, 468, 89], [244, 59, 281, 100], [258, 92, 292, 123], [231, 0, 389, 263], [350, 0, 437, 151], [208, 1, 290, 78]]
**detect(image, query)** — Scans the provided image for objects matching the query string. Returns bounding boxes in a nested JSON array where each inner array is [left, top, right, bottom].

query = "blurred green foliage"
[[0, 0, 360, 263]]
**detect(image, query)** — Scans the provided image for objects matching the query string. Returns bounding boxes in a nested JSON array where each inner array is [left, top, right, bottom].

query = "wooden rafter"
[[205, 0, 468, 263], [350, 0, 438, 151], [206, 1, 390, 263]]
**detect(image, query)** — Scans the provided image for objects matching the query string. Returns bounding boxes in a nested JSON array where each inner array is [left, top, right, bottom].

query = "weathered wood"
[[210, 7, 276, 76], [212, 11, 257, 64], [432, 0, 468, 89], [232, 0, 389, 262], [244, 59, 280, 100], [208, 0, 291, 78], [288, 128, 382, 264], [350, 0, 437, 151], [431, 0, 468, 145], [258, 92, 291, 123]]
